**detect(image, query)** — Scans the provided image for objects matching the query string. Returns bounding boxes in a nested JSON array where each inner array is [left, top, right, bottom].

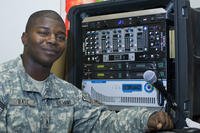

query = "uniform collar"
[[16, 56, 64, 99]]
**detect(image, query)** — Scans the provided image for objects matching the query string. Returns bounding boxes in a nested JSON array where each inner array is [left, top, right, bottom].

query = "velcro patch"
[[9, 98, 36, 107], [56, 99, 72, 106]]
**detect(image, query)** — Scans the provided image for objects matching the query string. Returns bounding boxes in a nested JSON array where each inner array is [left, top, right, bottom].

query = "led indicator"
[[97, 73, 105, 77], [144, 26, 148, 30], [117, 20, 124, 25], [97, 65, 105, 68]]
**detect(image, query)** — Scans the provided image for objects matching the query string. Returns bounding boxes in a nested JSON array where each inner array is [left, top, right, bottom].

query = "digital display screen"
[[122, 84, 142, 93]]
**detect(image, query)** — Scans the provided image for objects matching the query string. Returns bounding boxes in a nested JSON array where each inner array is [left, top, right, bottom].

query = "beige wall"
[[51, 49, 66, 79]]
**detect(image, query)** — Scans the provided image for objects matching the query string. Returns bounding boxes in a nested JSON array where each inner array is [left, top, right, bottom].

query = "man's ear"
[[21, 32, 28, 47]]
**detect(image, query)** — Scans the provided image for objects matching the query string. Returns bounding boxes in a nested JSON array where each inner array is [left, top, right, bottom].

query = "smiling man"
[[0, 10, 173, 132]]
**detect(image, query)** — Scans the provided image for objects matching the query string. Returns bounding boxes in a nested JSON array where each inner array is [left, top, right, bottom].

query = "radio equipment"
[[81, 8, 171, 108]]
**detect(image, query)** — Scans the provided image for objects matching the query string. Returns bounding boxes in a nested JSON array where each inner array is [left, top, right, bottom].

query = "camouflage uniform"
[[0, 56, 154, 133]]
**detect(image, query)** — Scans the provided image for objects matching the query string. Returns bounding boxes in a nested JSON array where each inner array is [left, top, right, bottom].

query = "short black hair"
[[25, 10, 65, 32]]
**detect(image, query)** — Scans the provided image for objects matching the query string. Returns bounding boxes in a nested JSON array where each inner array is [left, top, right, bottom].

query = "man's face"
[[22, 17, 66, 67]]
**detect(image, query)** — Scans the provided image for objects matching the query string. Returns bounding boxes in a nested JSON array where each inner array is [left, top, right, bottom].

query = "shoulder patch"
[[82, 92, 102, 106]]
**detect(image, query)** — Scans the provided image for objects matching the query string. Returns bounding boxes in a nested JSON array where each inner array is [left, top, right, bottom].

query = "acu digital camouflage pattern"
[[0, 56, 154, 133]]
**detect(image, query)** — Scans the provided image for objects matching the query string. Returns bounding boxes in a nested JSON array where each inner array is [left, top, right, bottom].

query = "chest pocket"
[[48, 99, 75, 132], [7, 98, 39, 132]]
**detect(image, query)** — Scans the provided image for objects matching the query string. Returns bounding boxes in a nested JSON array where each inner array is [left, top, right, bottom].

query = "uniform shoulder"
[[0, 58, 19, 74]]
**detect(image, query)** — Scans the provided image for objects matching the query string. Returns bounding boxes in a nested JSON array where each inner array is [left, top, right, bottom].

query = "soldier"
[[0, 10, 173, 132]]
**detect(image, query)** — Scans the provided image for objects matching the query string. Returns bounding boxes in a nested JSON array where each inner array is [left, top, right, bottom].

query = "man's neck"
[[22, 56, 51, 81]]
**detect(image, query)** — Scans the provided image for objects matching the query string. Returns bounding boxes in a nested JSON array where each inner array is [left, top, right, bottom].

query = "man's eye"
[[56, 35, 66, 41]]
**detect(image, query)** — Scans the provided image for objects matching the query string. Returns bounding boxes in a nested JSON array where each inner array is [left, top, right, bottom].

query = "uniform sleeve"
[[0, 83, 7, 132], [72, 92, 155, 133]]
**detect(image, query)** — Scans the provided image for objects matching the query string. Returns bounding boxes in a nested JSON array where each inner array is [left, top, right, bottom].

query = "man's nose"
[[48, 33, 56, 44]]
